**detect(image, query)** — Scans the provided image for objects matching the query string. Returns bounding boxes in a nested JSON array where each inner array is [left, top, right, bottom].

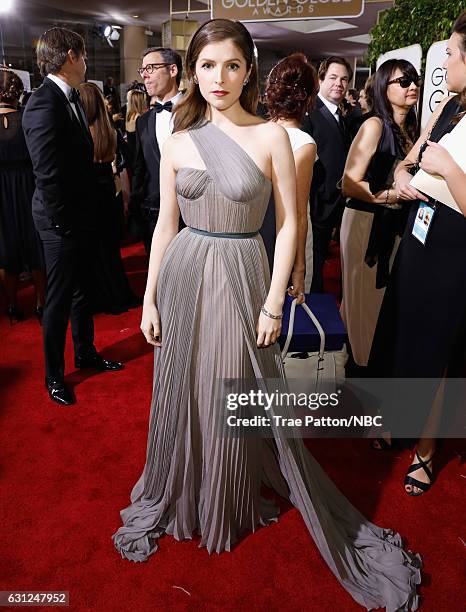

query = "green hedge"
[[367, 0, 465, 68]]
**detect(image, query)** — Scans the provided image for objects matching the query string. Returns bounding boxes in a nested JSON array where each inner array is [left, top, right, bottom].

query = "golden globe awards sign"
[[212, 0, 364, 22], [420, 40, 454, 130]]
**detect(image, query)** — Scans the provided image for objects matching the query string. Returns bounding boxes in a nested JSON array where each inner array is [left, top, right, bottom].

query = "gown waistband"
[[188, 227, 259, 239]]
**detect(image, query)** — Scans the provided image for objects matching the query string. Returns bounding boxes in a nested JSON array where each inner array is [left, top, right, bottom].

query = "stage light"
[[102, 24, 121, 47], [0, 0, 14, 14]]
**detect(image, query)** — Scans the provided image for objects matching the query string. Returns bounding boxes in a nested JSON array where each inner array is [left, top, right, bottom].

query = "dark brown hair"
[[452, 9, 466, 121], [318, 56, 353, 82], [36, 27, 85, 77], [142, 47, 183, 86], [265, 53, 318, 123], [78, 82, 116, 163], [373, 59, 419, 151], [173, 19, 258, 133], [0, 67, 23, 104]]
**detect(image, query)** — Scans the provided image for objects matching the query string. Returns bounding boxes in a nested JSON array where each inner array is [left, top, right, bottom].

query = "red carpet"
[[0, 242, 464, 611]]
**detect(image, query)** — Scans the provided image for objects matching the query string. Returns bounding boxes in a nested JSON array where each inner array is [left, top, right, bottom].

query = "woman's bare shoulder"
[[253, 120, 289, 143], [163, 130, 189, 152], [168, 129, 190, 143], [361, 116, 383, 134]]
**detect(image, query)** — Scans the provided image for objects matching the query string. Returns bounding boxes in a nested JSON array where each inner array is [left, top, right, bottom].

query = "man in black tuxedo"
[[302, 56, 353, 293], [103, 76, 117, 99], [130, 47, 183, 254], [23, 28, 123, 406]]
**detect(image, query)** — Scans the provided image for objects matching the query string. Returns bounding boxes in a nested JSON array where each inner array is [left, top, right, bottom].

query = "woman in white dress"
[[261, 53, 317, 299]]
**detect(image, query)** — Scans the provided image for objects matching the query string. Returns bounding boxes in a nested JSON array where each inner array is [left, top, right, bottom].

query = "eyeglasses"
[[387, 76, 422, 88], [138, 63, 170, 77]]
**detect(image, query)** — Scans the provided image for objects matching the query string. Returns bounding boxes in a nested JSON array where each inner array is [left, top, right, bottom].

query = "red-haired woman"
[[263, 53, 318, 300]]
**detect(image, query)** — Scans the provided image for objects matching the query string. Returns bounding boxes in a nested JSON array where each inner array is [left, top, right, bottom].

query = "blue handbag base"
[[278, 293, 347, 353]]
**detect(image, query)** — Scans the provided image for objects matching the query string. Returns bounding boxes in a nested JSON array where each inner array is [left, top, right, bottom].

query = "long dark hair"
[[452, 9, 466, 122], [173, 19, 258, 133], [372, 59, 419, 151], [78, 82, 116, 163], [265, 53, 318, 123]]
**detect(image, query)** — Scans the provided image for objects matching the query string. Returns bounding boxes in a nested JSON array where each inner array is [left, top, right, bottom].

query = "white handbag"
[[281, 298, 348, 394]]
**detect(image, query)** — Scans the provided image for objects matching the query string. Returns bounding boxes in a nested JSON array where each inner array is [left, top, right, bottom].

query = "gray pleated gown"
[[113, 121, 421, 611]]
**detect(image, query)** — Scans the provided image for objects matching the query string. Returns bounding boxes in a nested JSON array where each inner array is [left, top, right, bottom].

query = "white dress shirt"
[[318, 92, 340, 123], [47, 73, 80, 122], [155, 91, 182, 151]]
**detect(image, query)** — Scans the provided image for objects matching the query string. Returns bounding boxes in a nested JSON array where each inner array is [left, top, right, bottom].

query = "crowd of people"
[[1, 10, 465, 610]]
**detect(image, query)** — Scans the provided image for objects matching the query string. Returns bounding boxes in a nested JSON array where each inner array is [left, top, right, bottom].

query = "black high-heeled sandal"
[[6, 305, 24, 325], [371, 436, 399, 451], [404, 450, 434, 496], [372, 437, 392, 451]]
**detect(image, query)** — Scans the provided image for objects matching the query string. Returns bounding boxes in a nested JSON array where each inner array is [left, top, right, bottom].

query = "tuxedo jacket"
[[22, 77, 96, 234], [130, 107, 163, 212], [302, 97, 351, 227]]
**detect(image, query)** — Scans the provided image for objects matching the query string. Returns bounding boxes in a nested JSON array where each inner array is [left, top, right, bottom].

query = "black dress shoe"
[[75, 353, 124, 371], [7, 305, 24, 325], [45, 378, 75, 406]]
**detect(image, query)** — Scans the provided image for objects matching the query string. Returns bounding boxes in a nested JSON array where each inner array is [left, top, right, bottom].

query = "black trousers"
[[39, 229, 97, 380], [310, 224, 334, 293], [141, 208, 186, 255], [141, 210, 159, 256]]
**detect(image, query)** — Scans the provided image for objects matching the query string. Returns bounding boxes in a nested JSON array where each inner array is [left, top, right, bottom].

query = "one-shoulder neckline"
[[193, 119, 272, 185]]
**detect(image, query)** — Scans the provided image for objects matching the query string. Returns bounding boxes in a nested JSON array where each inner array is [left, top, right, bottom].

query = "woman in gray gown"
[[113, 19, 422, 611]]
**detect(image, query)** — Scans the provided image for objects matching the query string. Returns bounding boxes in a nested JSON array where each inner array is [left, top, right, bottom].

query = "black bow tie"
[[69, 88, 80, 104], [154, 101, 173, 113]]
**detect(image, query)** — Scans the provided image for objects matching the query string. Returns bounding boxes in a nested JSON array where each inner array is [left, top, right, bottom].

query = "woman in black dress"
[[369, 10, 466, 495], [78, 82, 139, 315], [0, 67, 44, 323], [341, 59, 419, 368], [125, 88, 147, 170]]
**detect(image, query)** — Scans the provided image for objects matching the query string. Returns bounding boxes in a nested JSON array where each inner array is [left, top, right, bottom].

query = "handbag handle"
[[281, 298, 326, 360]]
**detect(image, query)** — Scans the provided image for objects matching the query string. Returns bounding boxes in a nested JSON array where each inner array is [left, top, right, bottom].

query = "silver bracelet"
[[261, 306, 283, 320], [385, 188, 390, 206]]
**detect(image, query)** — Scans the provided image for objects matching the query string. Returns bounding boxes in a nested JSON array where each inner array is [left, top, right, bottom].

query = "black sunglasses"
[[387, 76, 422, 88]]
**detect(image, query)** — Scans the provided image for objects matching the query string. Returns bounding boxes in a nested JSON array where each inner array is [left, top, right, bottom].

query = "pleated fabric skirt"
[[113, 228, 421, 612]]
